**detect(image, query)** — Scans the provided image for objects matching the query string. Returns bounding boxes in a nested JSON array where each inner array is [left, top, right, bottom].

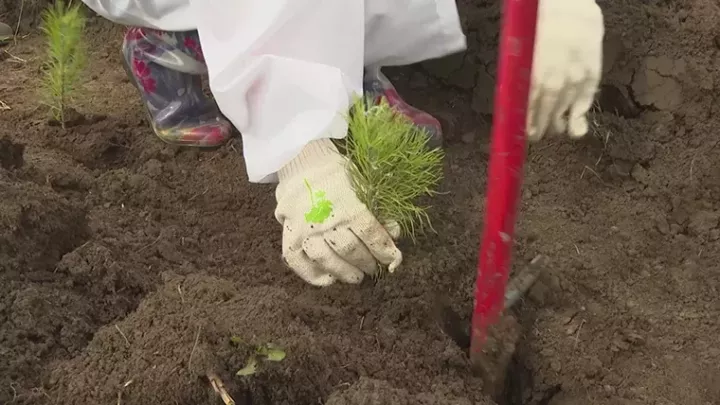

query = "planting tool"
[[472, 0, 540, 398], [436, 0, 542, 400]]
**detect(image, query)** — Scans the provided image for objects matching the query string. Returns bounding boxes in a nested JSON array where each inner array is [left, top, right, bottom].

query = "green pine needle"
[[39, 0, 87, 128], [342, 96, 444, 241]]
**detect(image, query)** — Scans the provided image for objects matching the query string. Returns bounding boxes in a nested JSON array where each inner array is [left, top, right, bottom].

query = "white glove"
[[527, 0, 604, 141], [275, 139, 402, 286]]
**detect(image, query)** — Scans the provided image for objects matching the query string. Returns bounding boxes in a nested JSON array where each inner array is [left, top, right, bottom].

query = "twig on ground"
[[115, 325, 130, 346], [177, 284, 185, 303], [116, 379, 133, 405], [587, 110, 613, 175], [137, 234, 162, 253], [188, 187, 210, 202], [107, 141, 130, 149], [690, 157, 696, 182], [592, 129, 611, 167], [30, 388, 51, 400], [187, 324, 202, 372], [0, 100, 10, 110], [573, 319, 586, 350], [14, 0, 24, 45], [208, 373, 236, 405], [3, 50, 26, 63], [9, 383, 17, 401], [580, 165, 603, 182]]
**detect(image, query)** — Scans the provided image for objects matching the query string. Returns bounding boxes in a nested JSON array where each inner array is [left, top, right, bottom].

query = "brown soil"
[[1, 1, 719, 404]]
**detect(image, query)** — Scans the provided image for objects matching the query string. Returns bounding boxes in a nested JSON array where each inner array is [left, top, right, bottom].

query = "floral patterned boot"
[[363, 66, 443, 148], [122, 28, 232, 148]]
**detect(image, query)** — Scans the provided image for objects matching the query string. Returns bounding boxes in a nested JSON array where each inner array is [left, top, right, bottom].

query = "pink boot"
[[122, 28, 232, 148], [363, 67, 443, 148]]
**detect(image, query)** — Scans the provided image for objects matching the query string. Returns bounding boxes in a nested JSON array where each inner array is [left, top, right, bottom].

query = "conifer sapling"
[[39, 0, 87, 128], [342, 97, 444, 242]]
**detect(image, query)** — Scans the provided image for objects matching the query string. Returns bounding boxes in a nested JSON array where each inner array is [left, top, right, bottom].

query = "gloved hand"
[[527, 0, 604, 141], [275, 138, 402, 286]]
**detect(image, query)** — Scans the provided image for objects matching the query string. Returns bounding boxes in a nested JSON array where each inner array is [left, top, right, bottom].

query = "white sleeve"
[[364, 0, 466, 68], [188, 0, 364, 183], [80, 0, 195, 31]]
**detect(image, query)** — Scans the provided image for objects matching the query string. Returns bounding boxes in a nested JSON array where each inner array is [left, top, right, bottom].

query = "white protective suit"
[[82, 0, 467, 183]]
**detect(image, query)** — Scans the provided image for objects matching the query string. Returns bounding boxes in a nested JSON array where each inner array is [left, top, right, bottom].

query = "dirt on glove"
[[1, 1, 720, 404]]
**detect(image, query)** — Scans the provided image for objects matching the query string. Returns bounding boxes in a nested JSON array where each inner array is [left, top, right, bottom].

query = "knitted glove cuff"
[[277, 138, 341, 182]]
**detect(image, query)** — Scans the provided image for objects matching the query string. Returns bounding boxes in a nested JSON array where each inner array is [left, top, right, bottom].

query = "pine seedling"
[[342, 97, 444, 241], [39, 0, 87, 128]]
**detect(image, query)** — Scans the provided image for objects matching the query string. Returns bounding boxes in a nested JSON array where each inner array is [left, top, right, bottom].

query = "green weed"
[[231, 337, 286, 377]]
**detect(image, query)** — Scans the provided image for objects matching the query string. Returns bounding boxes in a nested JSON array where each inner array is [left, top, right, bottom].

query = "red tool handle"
[[470, 0, 539, 354]]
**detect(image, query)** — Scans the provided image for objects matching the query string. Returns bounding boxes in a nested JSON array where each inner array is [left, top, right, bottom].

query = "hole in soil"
[[99, 140, 128, 166], [536, 385, 562, 405], [46, 117, 140, 171], [502, 353, 562, 405], [431, 297, 562, 405], [0, 136, 25, 170], [1, 143, 92, 276]]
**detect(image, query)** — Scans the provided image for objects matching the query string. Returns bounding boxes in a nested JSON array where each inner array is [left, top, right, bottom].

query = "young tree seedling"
[[343, 97, 444, 242], [39, 0, 87, 128]]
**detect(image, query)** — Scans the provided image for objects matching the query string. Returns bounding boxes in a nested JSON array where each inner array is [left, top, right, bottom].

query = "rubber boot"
[[0, 22, 12, 43], [363, 66, 443, 149], [122, 28, 232, 148]]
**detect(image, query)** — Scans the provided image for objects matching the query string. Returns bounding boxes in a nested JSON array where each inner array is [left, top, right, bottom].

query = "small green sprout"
[[39, 0, 87, 128], [258, 343, 287, 362], [232, 338, 286, 377], [342, 96, 444, 241], [236, 357, 258, 377]]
